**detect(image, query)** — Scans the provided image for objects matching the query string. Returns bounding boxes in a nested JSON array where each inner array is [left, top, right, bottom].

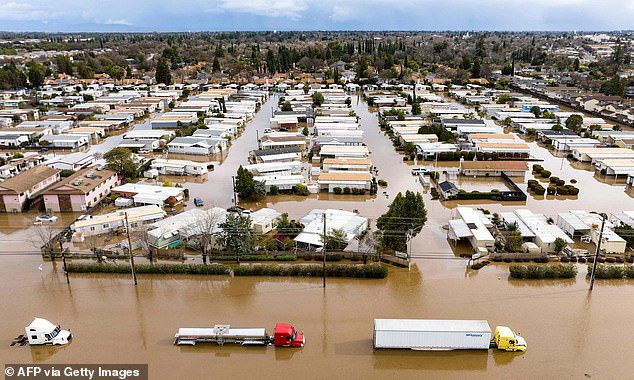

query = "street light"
[[589, 212, 607, 291]]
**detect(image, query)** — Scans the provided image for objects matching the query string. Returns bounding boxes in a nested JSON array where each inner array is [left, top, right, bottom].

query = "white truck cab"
[[25, 318, 72, 345]]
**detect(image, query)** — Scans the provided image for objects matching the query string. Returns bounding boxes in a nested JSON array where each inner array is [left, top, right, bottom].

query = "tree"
[[376, 191, 427, 252], [553, 237, 567, 254], [470, 57, 481, 78], [530, 106, 541, 118], [186, 208, 224, 264], [27, 61, 45, 88], [411, 101, 421, 115], [155, 58, 172, 85], [103, 147, 137, 179], [212, 57, 221, 73], [235, 166, 265, 200], [325, 228, 348, 250], [281, 102, 293, 112], [311, 92, 324, 106], [302, 125, 309, 136], [218, 214, 256, 262], [275, 213, 304, 238], [105, 65, 125, 82], [503, 222, 523, 252], [565, 115, 583, 133]]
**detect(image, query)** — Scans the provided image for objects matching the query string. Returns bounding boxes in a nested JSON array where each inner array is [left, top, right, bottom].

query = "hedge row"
[[509, 264, 577, 279], [67, 263, 230, 275], [587, 264, 634, 279], [233, 263, 388, 278]]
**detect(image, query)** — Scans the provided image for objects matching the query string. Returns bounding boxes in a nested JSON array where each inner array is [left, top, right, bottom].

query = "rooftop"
[[0, 165, 59, 194]]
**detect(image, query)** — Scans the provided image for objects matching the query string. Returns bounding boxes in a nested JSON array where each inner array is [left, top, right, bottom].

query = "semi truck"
[[373, 319, 526, 352], [25, 318, 72, 346], [173, 322, 305, 348]]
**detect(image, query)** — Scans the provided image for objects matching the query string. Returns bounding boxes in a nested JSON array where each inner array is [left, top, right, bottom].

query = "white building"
[[294, 209, 368, 250]]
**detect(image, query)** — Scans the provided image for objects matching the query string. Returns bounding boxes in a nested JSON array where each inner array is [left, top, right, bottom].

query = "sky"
[[1, 0, 633, 32]]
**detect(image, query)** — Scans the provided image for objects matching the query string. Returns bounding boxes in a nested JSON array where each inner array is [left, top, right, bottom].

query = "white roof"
[[455, 207, 495, 243], [113, 183, 183, 197], [374, 319, 491, 333], [27, 318, 56, 332], [294, 209, 368, 247]]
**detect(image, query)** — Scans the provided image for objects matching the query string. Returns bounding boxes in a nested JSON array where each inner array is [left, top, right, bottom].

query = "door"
[[58, 195, 73, 212], [0, 196, 5, 212]]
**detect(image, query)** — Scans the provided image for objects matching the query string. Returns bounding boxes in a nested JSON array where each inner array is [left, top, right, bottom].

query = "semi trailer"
[[173, 322, 305, 347], [373, 319, 526, 352]]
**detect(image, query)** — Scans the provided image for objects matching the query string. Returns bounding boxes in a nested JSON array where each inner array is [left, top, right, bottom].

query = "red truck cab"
[[273, 323, 305, 347]]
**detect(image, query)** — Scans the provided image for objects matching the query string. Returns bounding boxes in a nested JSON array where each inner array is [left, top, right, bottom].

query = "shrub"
[[547, 185, 557, 195], [378, 179, 388, 187], [471, 260, 491, 270], [343, 187, 351, 194], [532, 164, 543, 173], [540, 169, 552, 178], [351, 188, 360, 195], [589, 264, 625, 279], [293, 184, 310, 196], [556, 179, 565, 186], [325, 253, 343, 261], [333, 187, 342, 194], [269, 185, 279, 195], [570, 179, 577, 184], [556, 186, 568, 195], [240, 254, 297, 261], [625, 265, 634, 278], [549, 176, 559, 184], [509, 264, 577, 279], [533, 185, 546, 195], [567, 186, 579, 195], [233, 263, 388, 278], [67, 263, 230, 275]]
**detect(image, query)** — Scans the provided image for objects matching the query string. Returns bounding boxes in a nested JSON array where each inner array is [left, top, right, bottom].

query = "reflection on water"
[[373, 349, 490, 371]]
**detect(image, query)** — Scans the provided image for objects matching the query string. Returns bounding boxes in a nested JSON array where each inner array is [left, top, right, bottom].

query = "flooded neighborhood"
[[1, 24, 634, 380]]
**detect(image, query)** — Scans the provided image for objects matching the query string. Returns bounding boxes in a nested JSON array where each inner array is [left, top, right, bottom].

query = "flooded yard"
[[1, 93, 634, 379]]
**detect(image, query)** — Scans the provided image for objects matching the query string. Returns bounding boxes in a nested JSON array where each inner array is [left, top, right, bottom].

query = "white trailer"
[[25, 318, 72, 345], [373, 319, 492, 350]]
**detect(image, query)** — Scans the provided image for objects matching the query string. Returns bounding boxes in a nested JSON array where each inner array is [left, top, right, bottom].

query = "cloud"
[[217, 0, 308, 19], [0, 2, 52, 21], [100, 19, 133, 26]]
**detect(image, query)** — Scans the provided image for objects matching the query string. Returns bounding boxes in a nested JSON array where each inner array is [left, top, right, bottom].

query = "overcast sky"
[[1, 0, 633, 32]]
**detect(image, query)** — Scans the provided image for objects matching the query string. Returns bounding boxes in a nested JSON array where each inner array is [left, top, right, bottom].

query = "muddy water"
[[3, 257, 634, 379], [3, 95, 634, 379]]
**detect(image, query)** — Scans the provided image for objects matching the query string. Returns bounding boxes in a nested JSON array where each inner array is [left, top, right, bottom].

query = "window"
[[103, 224, 110, 229], [31, 335, 38, 340], [90, 227, 96, 231]]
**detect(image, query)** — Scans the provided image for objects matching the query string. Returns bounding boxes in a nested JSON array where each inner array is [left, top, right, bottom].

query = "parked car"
[[411, 167, 428, 175], [35, 215, 58, 223], [137, 149, 151, 154], [279, 127, 289, 132], [194, 197, 204, 207], [263, 128, 273, 134]]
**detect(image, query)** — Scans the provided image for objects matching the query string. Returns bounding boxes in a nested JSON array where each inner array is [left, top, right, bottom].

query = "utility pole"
[[323, 212, 327, 288], [59, 239, 69, 284], [125, 213, 138, 286], [589, 214, 606, 291]]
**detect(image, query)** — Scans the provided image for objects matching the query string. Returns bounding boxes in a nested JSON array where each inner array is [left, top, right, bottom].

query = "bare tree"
[[132, 223, 156, 262], [84, 233, 108, 262], [32, 224, 61, 261], [185, 208, 225, 264]]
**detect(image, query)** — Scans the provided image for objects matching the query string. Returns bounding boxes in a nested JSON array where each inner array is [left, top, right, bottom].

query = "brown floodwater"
[[2, 94, 634, 379]]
